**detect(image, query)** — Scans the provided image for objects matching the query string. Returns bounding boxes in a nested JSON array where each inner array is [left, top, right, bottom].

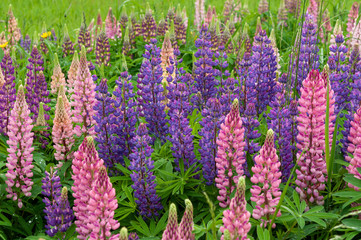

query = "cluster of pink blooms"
[[5, 85, 34, 208], [347, 106, 361, 190], [50, 53, 66, 94], [194, 0, 205, 30]]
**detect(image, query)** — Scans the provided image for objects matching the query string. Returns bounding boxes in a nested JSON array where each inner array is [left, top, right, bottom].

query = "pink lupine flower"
[[346, 106, 361, 164], [71, 46, 97, 137], [105, 7, 117, 39], [67, 51, 79, 94], [57, 85, 71, 114], [250, 129, 282, 228], [162, 203, 180, 240], [194, 0, 205, 30], [347, 144, 361, 190], [204, 6, 214, 27], [307, 0, 318, 21], [215, 99, 246, 208], [50, 53, 66, 94], [258, 0, 269, 15], [351, 19, 361, 49], [53, 95, 74, 163], [178, 199, 195, 240], [7, 5, 21, 44], [5, 85, 34, 208], [88, 166, 120, 240], [295, 70, 334, 205], [71, 136, 104, 240], [220, 176, 251, 240], [347, 2, 359, 36]]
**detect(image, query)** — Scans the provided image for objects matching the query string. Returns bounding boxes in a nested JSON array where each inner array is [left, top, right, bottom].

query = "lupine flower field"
[[1, 0, 361, 239]]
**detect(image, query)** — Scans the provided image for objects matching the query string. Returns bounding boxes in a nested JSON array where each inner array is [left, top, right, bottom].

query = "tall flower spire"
[[5, 85, 34, 208], [220, 176, 251, 240], [67, 50, 80, 94], [34, 102, 50, 149], [250, 129, 282, 228], [71, 46, 97, 137], [95, 31, 111, 67], [162, 203, 180, 240], [51, 53, 66, 94], [215, 99, 246, 208], [62, 24, 75, 57], [6, 5, 21, 45], [178, 199, 195, 240]]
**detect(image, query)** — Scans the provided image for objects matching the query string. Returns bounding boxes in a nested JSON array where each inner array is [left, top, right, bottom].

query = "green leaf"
[[342, 219, 361, 231], [344, 174, 361, 189], [304, 215, 326, 228]]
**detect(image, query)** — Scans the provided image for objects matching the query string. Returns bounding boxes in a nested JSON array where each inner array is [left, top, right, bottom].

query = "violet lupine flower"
[[94, 78, 124, 175], [42, 169, 74, 237], [5, 85, 34, 209], [268, 93, 293, 182], [62, 24, 74, 57], [129, 123, 163, 218], [51, 28, 57, 42], [72, 136, 105, 240], [242, 103, 261, 157], [53, 95, 74, 163], [328, 33, 349, 115], [191, 25, 218, 110], [347, 2, 359, 37], [199, 98, 224, 185], [293, 13, 319, 93], [95, 32, 110, 67], [137, 39, 168, 143], [51, 53, 67, 94], [215, 99, 246, 208], [174, 8, 186, 45], [122, 27, 132, 56], [220, 75, 239, 116], [20, 34, 31, 52], [113, 64, 137, 159], [194, 0, 205, 30], [78, 24, 92, 53], [157, 18, 168, 36], [249, 29, 277, 114], [178, 199, 194, 240], [67, 51, 79, 94], [129, 233, 139, 240], [141, 6, 157, 42], [237, 51, 253, 114], [34, 102, 50, 149], [220, 177, 251, 240], [0, 52, 16, 134], [285, 0, 301, 16], [162, 203, 180, 240], [119, 227, 128, 240], [25, 46, 51, 121], [88, 166, 120, 240], [71, 46, 97, 138], [250, 129, 282, 228], [258, 0, 269, 14], [295, 70, 330, 205], [120, 8, 128, 30]]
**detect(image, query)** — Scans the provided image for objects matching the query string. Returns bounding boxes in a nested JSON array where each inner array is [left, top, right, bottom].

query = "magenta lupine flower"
[[215, 99, 246, 208], [295, 70, 331, 205], [308, 0, 318, 21], [178, 199, 195, 240], [250, 129, 282, 228], [347, 2, 359, 37], [51, 53, 66, 94], [53, 95, 74, 163], [72, 136, 104, 240], [5, 85, 34, 208], [346, 107, 361, 164], [162, 203, 180, 240], [220, 176, 251, 240], [88, 166, 120, 239], [347, 144, 361, 190], [71, 46, 97, 137], [105, 7, 117, 39]]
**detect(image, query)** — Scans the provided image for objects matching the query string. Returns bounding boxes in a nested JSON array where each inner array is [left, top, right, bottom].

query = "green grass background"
[[0, 0, 357, 39]]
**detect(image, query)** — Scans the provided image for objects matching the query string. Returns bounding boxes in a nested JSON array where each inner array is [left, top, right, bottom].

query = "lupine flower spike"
[[7, 5, 21, 45], [5, 85, 34, 208], [162, 203, 180, 240], [62, 24, 74, 57], [119, 227, 128, 240], [220, 176, 251, 240], [178, 199, 195, 240], [215, 99, 246, 208], [250, 129, 282, 228], [34, 102, 50, 148], [51, 53, 66, 94], [67, 50, 79, 93]]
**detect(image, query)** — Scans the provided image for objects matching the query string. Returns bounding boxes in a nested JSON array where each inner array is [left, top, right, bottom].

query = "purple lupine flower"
[[95, 32, 110, 67], [137, 39, 168, 143], [42, 169, 74, 237], [268, 92, 293, 182], [62, 24, 74, 57], [141, 6, 157, 42], [191, 25, 218, 110], [51, 28, 57, 42], [237, 51, 253, 114], [128, 232, 139, 240], [293, 13, 319, 94], [242, 103, 261, 158], [199, 98, 225, 185], [78, 24, 92, 53], [94, 78, 123, 175], [25, 46, 50, 121], [20, 34, 31, 52], [174, 8, 186, 45], [34, 102, 50, 149], [289, 100, 299, 159], [129, 123, 163, 218], [249, 29, 277, 114], [0, 52, 16, 134], [219, 75, 239, 115], [157, 18, 168, 36]]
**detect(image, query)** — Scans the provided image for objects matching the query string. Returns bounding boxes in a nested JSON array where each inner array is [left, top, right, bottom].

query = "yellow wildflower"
[[41, 31, 52, 39], [0, 42, 8, 48]]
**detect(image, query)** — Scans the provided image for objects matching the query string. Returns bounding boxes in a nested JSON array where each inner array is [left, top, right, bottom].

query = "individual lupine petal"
[[6, 5, 21, 44], [5, 85, 34, 208], [95, 31, 111, 67], [220, 177, 251, 240], [0, 52, 16, 134], [295, 70, 330, 205], [347, 2, 359, 36], [51, 53, 66, 94], [53, 95, 74, 163], [162, 203, 180, 240], [71, 136, 104, 240], [62, 24, 75, 57], [178, 199, 194, 240], [34, 102, 50, 149], [119, 227, 128, 240], [258, 0, 269, 14], [250, 129, 282, 228], [67, 50, 79, 93], [88, 166, 120, 240], [71, 46, 97, 137], [129, 123, 163, 218], [215, 99, 247, 208]]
